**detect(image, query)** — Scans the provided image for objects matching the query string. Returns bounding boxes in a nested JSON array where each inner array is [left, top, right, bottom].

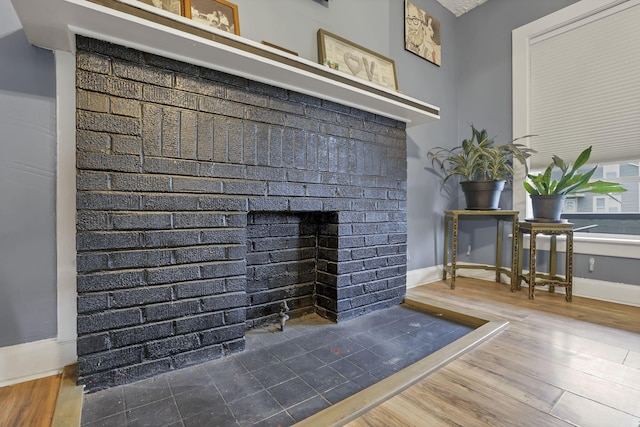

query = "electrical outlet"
[[466, 245, 471, 256], [589, 257, 595, 272]]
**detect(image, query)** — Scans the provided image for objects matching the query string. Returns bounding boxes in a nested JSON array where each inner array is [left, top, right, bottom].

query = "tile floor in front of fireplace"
[[81, 304, 473, 427]]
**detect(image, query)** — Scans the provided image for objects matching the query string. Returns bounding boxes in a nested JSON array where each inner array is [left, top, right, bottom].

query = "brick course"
[[75, 36, 407, 390]]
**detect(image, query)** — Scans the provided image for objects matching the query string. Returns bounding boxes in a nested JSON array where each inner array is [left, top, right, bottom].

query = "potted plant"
[[524, 146, 626, 221], [428, 125, 535, 210]]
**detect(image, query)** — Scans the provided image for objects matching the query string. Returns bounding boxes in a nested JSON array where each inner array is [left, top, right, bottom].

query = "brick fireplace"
[[75, 36, 409, 390]]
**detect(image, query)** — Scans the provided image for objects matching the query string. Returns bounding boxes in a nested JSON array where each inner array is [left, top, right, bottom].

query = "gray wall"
[[2, 0, 634, 352], [455, 0, 582, 270], [0, 1, 57, 347]]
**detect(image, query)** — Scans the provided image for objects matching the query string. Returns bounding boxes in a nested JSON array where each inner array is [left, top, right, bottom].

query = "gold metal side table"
[[443, 210, 519, 290], [516, 221, 574, 302]]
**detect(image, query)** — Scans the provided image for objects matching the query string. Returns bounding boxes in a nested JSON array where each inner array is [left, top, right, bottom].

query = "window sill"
[[517, 232, 640, 259]]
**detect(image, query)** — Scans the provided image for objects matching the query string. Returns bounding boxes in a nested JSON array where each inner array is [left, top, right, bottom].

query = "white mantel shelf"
[[12, 0, 440, 127]]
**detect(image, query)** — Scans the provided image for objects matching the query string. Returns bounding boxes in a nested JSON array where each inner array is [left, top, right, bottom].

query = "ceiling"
[[435, 0, 488, 17]]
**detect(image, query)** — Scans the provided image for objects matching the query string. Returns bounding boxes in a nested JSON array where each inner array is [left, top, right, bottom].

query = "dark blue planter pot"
[[530, 194, 567, 221], [460, 180, 505, 210]]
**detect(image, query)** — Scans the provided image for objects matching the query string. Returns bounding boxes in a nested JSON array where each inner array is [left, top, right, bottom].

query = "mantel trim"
[[11, 0, 440, 127]]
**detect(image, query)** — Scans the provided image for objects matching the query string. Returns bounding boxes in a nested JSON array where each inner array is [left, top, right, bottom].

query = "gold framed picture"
[[317, 29, 398, 91], [186, 0, 240, 36]]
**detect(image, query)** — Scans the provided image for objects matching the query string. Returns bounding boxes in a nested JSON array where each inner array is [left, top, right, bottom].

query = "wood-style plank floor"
[[347, 278, 640, 427], [2, 278, 638, 427], [0, 373, 60, 427]]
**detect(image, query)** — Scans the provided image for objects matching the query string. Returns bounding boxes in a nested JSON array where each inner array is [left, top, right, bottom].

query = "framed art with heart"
[[317, 29, 398, 91]]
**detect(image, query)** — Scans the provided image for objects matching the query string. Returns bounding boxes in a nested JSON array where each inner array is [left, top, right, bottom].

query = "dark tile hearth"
[[81, 305, 473, 426]]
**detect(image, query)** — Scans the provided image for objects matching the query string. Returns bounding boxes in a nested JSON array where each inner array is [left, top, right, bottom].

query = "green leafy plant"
[[428, 125, 535, 185], [523, 146, 627, 196]]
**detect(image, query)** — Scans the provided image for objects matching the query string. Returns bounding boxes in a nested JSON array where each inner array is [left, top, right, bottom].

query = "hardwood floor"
[[0, 373, 60, 427], [346, 278, 640, 427]]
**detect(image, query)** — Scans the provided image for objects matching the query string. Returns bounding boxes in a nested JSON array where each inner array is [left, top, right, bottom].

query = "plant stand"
[[516, 221, 574, 301], [443, 210, 519, 289]]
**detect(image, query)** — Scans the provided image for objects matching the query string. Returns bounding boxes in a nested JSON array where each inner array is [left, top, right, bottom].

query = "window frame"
[[512, 0, 640, 254]]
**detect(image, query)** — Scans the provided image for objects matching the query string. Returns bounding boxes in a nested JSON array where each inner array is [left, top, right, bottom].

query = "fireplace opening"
[[246, 211, 338, 329]]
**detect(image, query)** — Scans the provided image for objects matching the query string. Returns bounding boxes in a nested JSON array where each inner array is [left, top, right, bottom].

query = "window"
[[603, 164, 619, 180], [513, 0, 640, 236], [527, 160, 639, 234]]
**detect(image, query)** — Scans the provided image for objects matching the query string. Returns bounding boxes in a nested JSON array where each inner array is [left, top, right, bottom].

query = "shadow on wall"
[[0, 29, 55, 97], [407, 134, 421, 159]]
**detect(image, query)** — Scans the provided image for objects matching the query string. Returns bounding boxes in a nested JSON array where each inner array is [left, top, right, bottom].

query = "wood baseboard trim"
[[52, 364, 84, 427], [292, 298, 508, 427]]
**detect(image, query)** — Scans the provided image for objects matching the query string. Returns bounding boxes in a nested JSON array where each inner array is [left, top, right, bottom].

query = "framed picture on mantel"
[[317, 29, 398, 91], [187, 0, 240, 35]]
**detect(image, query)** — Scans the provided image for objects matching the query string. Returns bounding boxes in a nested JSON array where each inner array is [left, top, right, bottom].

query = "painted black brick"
[[77, 253, 109, 273], [78, 110, 141, 136], [145, 334, 200, 359], [76, 50, 111, 74], [224, 307, 246, 324], [172, 345, 225, 369], [112, 59, 173, 87], [142, 230, 200, 248], [110, 286, 173, 309], [201, 292, 246, 312], [111, 212, 172, 230], [173, 279, 225, 299], [77, 293, 110, 313], [173, 245, 225, 264], [110, 322, 174, 348], [142, 157, 199, 176], [77, 270, 143, 293], [76, 37, 407, 390], [77, 130, 110, 152], [77, 172, 110, 192], [77, 333, 110, 355], [110, 249, 173, 270], [110, 174, 171, 193], [200, 323, 245, 346], [145, 265, 201, 285], [77, 192, 141, 211], [200, 229, 246, 245], [143, 300, 200, 322], [175, 312, 224, 335], [77, 308, 143, 334], [78, 346, 143, 374]]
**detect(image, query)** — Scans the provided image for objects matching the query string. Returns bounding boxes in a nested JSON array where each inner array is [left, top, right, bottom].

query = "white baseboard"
[[406, 266, 442, 289], [407, 265, 640, 307], [0, 338, 77, 387], [571, 277, 640, 307], [407, 264, 511, 289]]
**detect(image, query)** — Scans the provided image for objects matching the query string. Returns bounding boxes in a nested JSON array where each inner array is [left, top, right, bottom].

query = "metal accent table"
[[516, 221, 574, 301], [443, 210, 519, 290]]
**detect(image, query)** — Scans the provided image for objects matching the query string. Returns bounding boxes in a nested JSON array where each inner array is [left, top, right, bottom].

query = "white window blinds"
[[529, 2, 640, 170]]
